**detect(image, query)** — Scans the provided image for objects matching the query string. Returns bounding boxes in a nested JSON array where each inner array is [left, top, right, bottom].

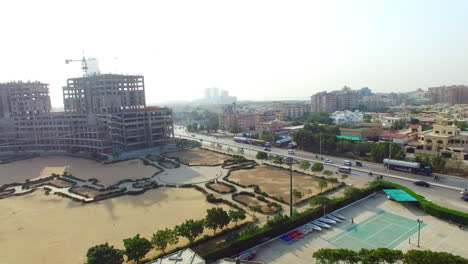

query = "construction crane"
[[65, 56, 88, 77]]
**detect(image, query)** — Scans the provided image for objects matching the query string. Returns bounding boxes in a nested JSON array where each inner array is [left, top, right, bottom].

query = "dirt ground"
[[164, 148, 231, 166], [0, 188, 243, 264], [208, 183, 232, 193], [0, 156, 160, 187], [234, 194, 278, 214], [229, 165, 332, 203]]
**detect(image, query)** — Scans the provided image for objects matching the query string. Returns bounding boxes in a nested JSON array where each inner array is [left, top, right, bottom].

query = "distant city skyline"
[[1, 0, 468, 107]]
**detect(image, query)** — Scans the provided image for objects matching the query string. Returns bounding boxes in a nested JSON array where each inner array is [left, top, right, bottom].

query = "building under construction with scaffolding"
[[0, 74, 173, 154]]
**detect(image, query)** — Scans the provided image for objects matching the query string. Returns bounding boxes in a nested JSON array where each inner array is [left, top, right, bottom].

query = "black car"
[[355, 161, 363, 167], [413, 181, 430, 187]]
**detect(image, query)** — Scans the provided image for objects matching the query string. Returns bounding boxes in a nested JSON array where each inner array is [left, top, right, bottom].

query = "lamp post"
[[417, 219, 423, 247], [285, 157, 295, 217]]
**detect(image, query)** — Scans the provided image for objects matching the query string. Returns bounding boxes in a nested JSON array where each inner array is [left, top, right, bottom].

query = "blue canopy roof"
[[383, 189, 417, 202]]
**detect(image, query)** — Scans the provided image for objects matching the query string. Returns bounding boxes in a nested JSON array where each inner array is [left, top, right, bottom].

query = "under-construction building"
[[0, 74, 173, 154]]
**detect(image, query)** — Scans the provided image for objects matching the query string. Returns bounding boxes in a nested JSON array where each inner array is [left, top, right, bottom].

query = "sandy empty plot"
[[234, 195, 278, 214], [0, 188, 234, 264], [207, 183, 233, 193], [0, 156, 160, 187], [164, 148, 231, 166], [229, 165, 331, 203]]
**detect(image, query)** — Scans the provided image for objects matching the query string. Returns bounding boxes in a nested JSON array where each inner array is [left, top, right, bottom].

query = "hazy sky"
[[1, 0, 467, 107]]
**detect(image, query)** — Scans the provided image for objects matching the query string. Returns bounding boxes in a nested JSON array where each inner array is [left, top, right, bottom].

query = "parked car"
[[413, 181, 430, 187], [191, 134, 195, 137], [344, 160, 352, 166], [288, 149, 295, 155], [264, 147, 271, 151], [356, 161, 363, 166], [324, 159, 333, 164]]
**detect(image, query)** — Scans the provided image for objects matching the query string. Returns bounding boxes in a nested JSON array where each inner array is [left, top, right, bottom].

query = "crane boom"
[[65, 56, 88, 77]]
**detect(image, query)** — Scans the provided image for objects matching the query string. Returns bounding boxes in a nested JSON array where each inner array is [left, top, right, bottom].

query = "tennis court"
[[328, 210, 426, 251]]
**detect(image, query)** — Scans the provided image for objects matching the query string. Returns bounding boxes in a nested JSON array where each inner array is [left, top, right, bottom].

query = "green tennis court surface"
[[328, 210, 426, 251]]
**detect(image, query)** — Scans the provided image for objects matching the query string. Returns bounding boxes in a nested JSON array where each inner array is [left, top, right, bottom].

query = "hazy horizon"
[[1, 0, 467, 107]]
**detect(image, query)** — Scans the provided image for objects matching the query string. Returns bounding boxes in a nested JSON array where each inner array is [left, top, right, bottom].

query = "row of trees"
[[313, 248, 468, 264], [185, 110, 219, 132], [86, 207, 246, 264]]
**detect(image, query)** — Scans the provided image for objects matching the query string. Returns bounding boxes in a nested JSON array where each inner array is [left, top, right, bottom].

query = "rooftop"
[[148, 248, 205, 264]]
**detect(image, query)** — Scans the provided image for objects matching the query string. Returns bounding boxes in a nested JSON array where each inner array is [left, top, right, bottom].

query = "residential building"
[[311, 89, 358, 113], [280, 104, 309, 119], [414, 119, 468, 160], [331, 110, 363, 124], [425, 85, 468, 105], [203, 87, 237, 105], [255, 119, 292, 133], [379, 125, 421, 145], [0, 75, 173, 154]]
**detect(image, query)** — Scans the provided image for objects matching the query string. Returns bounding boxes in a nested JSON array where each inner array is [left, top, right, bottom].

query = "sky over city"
[[1, 0, 468, 106]]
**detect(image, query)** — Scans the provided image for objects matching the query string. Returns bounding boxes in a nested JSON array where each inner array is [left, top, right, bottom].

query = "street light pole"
[[417, 219, 423, 247], [290, 161, 293, 217], [386, 143, 392, 175]]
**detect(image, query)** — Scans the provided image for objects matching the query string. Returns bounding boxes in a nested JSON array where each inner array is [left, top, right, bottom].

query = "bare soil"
[[229, 164, 332, 203], [0, 188, 242, 264], [234, 194, 279, 214], [207, 183, 233, 193], [164, 148, 230, 166]]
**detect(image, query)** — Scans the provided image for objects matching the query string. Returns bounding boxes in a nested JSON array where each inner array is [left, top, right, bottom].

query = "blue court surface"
[[327, 210, 426, 251]]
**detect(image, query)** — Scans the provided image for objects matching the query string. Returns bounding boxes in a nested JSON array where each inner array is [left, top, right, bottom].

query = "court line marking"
[[334, 232, 377, 249], [386, 223, 420, 248], [329, 213, 388, 243], [362, 224, 394, 243]]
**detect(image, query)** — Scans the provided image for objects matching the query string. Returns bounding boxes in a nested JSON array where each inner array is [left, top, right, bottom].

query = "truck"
[[383, 159, 432, 176], [233, 137, 251, 144], [250, 139, 266, 146]]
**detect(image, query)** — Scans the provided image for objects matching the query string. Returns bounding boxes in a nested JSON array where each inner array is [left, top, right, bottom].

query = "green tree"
[[307, 189, 313, 199], [204, 207, 230, 235], [268, 154, 275, 164], [228, 210, 246, 226], [229, 125, 242, 134], [391, 119, 407, 130], [256, 151, 268, 164], [310, 195, 331, 216], [151, 228, 178, 254], [341, 173, 348, 182], [233, 155, 247, 163], [226, 147, 233, 153], [216, 143, 222, 150], [453, 157, 463, 169], [432, 155, 446, 172], [237, 147, 245, 155], [292, 189, 303, 204], [311, 163, 324, 176], [318, 180, 328, 193], [298, 160, 311, 172], [323, 170, 333, 177], [354, 143, 372, 156], [371, 142, 405, 163], [363, 114, 372, 122], [370, 248, 404, 264], [273, 155, 284, 166], [86, 243, 124, 264], [175, 219, 204, 244], [344, 186, 361, 199], [249, 205, 262, 217], [307, 112, 333, 124], [123, 234, 153, 264], [328, 177, 339, 187]]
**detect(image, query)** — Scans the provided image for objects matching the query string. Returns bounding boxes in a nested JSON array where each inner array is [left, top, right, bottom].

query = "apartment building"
[[425, 85, 468, 105], [255, 119, 292, 133], [0, 75, 173, 154], [311, 90, 358, 113]]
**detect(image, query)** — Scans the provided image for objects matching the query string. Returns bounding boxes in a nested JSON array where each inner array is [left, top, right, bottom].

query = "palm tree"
[[310, 195, 331, 216], [318, 180, 328, 193]]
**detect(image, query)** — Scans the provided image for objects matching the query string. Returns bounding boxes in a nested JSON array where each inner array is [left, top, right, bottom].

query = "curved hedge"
[[201, 180, 468, 261]]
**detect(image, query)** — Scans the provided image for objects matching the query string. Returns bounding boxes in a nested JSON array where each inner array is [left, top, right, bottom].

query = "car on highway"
[[264, 147, 271, 151], [191, 134, 195, 137], [324, 159, 333, 164], [343, 160, 352, 166], [413, 180, 430, 187], [356, 161, 363, 166], [288, 149, 295, 155]]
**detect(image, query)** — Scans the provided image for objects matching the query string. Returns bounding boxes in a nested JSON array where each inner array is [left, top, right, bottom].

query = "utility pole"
[[319, 133, 322, 156], [290, 160, 293, 217], [417, 219, 423, 247], [387, 143, 392, 175]]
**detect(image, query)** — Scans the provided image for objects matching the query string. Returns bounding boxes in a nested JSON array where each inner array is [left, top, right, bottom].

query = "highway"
[[175, 127, 468, 212]]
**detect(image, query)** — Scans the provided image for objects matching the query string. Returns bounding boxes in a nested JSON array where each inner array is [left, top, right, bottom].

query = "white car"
[[324, 159, 333, 164], [288, 149, 295, 155]]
